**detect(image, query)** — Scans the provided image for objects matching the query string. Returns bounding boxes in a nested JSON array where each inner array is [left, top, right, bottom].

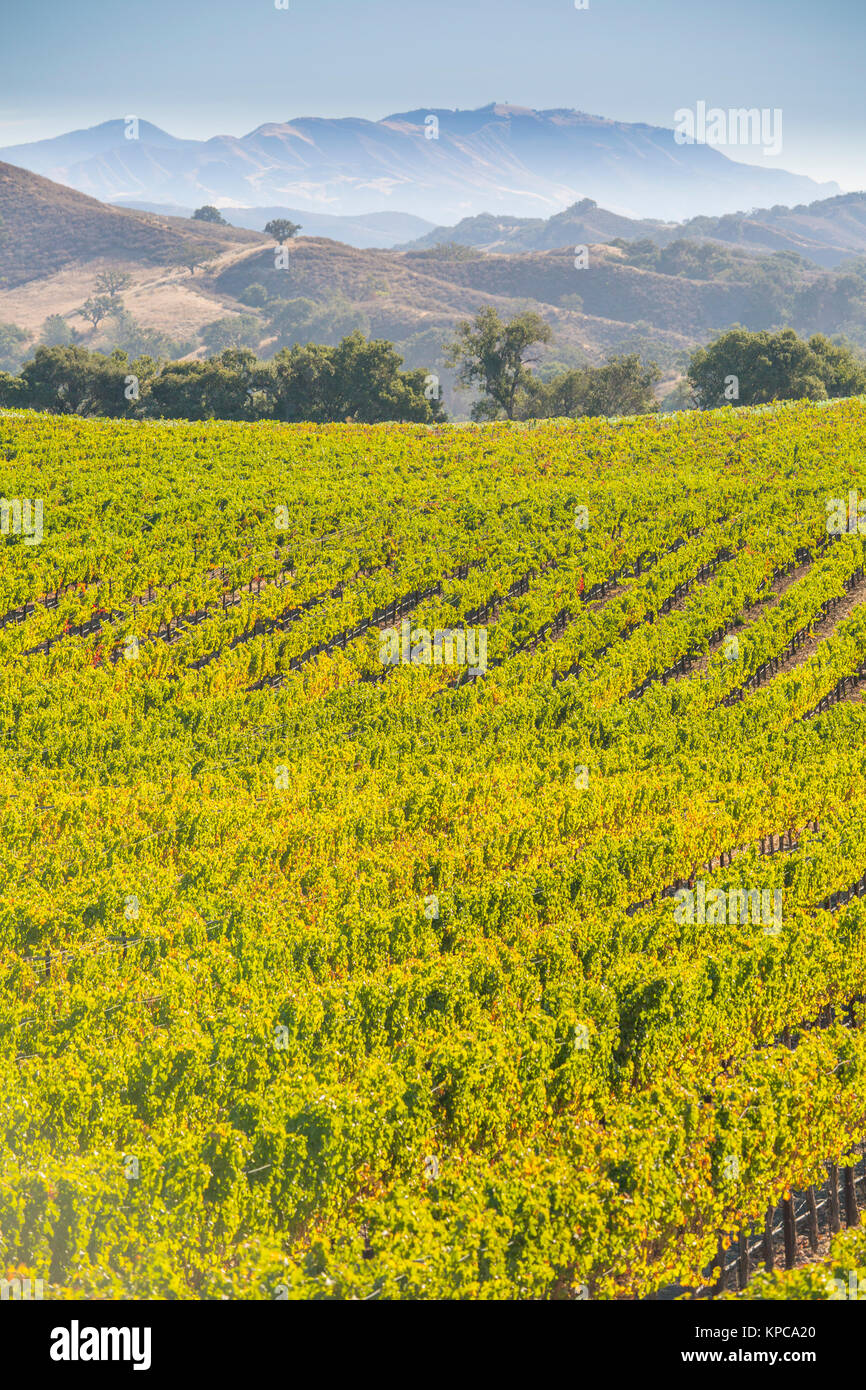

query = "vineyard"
[[3, 398, 866, 1301]]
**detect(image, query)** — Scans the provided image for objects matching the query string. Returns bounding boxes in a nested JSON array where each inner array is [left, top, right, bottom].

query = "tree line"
[[0, 335, 445, 424], [0, 307, 864, 423]]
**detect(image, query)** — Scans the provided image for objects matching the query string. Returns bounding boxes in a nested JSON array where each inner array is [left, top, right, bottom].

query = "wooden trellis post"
[[806, 1187, 819, 1252], [763, 1207, 775, 1271], [782, 1197, 797, 1269]]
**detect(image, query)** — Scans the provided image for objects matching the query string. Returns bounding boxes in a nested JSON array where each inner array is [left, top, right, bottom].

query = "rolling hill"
[[1, 160, 865, 420], [0, 160, 264, 291]]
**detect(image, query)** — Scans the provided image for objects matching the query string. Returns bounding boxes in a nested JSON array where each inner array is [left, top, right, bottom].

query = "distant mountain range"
[[113, 201, 435, 249], [402, 193, 866, 268], [0, 104, 842, 224]]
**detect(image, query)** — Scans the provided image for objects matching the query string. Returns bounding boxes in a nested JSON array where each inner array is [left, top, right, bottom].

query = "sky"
[[0, 0, 863, 188]]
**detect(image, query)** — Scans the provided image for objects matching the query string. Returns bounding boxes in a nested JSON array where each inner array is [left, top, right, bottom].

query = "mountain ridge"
[[401, 192, 866, 268], [0, 104, 841, 224]]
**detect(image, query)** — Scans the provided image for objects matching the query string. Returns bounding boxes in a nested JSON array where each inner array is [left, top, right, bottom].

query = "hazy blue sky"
[[1, 0, 863, 187]]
